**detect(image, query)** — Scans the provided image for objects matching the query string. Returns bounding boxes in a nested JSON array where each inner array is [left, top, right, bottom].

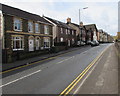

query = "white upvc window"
[[28, 21, 33, 32], [44, 25, 49, 34], [72, 30, 74, 35], [44, 38, 50, 48], [35, 23, 40, 33], [12, 36, 24, 51], [66, 29, 68, 34], [61, 28, 63, 34], [72, 38, 74, 44], [60, 37, 64, 42], [35, 37, 40, 50], [68, 29, 70, 34], [14, 18, 22, 31]]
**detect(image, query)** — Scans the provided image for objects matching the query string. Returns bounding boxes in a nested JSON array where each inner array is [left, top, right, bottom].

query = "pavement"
[[2, 44, 110, 94], [2, 46, 89, 71], [115, 42, 120, 94], [72, 44, 118, 94]]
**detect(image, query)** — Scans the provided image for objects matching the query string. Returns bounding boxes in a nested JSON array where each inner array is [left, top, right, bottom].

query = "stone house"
[[66, 18, 86, 45], [1, 4, 53, 63], [84, 24, 98, 42], [43, 16, 76, 50]]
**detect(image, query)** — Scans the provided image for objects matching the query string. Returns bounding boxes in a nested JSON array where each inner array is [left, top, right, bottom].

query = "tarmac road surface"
[[1, 44, 115, 94]]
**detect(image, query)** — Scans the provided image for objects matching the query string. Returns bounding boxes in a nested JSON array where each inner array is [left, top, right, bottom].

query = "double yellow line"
[[59, 46, 109, 96]]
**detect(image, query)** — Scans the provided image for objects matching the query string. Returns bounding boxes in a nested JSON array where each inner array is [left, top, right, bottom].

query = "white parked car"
[[91, 40, 99, 46], [80, 41, 85, 46]]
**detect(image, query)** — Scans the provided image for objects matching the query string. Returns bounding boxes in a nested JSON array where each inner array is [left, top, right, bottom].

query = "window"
[[66, 29, 68, 34], [72, 30, 74, 35], [68, 40, 70, 46], [12, 36, 24, 51], [61, 28, 63, 34], [72, 38, 74, 44], [44, 25, 49, 34], [35, 23, 40, 33], [44, 38, 50, 48], [68, 30, 70, 34], [35, 37, 40, 50], [28, 21, 33, 32], [14, 18, 22, 31], [60, 37, 64, 42]]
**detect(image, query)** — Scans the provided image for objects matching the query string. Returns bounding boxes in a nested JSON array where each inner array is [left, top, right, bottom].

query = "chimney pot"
[[80, 22, 83, 26], [67, 18, 71, 23]]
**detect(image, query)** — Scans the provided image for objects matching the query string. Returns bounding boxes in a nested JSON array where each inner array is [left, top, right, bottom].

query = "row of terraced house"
[[0, 4, 113, 63]]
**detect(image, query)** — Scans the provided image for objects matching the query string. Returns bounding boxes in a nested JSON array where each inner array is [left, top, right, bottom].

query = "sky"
[[0, 0, 119, 36]]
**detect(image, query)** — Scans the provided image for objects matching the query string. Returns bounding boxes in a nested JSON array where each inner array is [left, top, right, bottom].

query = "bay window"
[[12, 36, 24, 51]]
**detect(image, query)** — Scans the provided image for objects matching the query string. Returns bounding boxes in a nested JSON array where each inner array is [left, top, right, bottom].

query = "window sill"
[[44, 33, 49, 35], [35, 32, 40, 34], [13, 49, 24, 51], [14, 29, 22, 32], [44, 47, 50, 49], [28, 31, 34, 33]]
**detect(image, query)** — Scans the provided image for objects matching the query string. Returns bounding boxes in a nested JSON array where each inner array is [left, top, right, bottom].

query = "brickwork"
[[3, 14, 53, 63]]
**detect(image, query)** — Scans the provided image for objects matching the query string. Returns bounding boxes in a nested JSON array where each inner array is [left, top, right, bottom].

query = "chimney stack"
[[67, 18, 71, 24]]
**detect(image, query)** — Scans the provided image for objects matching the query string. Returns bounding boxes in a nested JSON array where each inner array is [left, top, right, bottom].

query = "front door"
[[29, 39, 34, 51]]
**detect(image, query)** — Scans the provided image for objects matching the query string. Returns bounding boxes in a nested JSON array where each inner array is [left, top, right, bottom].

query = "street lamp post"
[[79, 7, 88, 45], [80, 27, 82, 44], [79, 9, 81, 25], [79, 7, 88, 24]]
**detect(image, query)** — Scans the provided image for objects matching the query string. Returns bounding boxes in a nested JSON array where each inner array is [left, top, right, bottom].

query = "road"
[[1, 44, 116, 94], [71, 44, 118, 94]]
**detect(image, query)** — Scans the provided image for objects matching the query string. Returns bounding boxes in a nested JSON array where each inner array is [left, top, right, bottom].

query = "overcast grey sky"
[[0, 0, 119, 36]]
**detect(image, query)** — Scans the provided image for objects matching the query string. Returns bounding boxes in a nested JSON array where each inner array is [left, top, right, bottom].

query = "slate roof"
[[84, 24, 98, 31], [71, 23, 80, 28], [0, 3, 52, 25], [67, 22, 98, 32], [44, 16, 75, 30]]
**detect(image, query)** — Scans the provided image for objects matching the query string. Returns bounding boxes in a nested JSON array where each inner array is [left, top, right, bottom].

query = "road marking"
[[82, 50, 88, 54], [57, 56, 74, 64], [59, 60, 96, 95], [1, 48, 82, 74], [73, 53, 102, 94], [0, 70, 41, 88], [59, 45, 110, 96]]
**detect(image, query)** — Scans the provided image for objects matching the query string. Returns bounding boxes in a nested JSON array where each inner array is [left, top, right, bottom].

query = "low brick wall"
[[12, 50, 49, 61], [51, 46, 67, 53], [2, 49, 50, 63]]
